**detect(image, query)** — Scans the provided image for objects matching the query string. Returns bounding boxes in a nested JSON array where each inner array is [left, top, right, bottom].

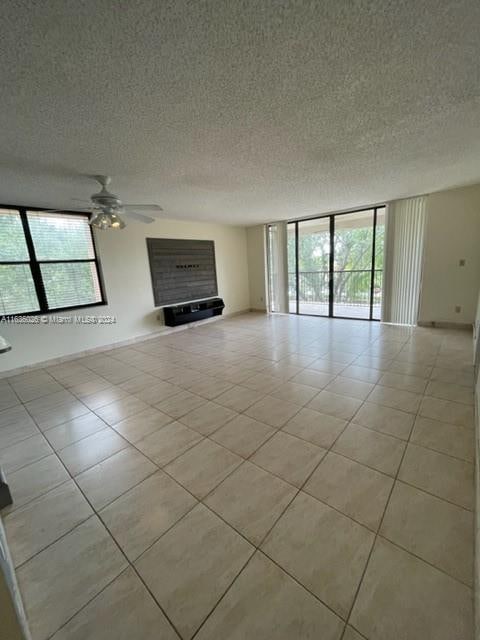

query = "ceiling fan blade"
[[71, 198, 92, 203], [124, 211, 155, 224], [123, 204, 163, 212]]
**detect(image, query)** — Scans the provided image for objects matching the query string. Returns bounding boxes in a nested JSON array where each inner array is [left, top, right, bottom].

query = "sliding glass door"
[[372, 208, 385, 320], [288, 206, 385, 320], [288, 217, 331, 316]]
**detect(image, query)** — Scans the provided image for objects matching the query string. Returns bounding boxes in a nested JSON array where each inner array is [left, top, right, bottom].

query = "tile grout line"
[[188, 344, 405, 639], [339, 352, 434, 638], [17, 360, 310, 637], [13, 376, 199, 639], [114, 373, 355, 636], [189, 413, 357, 639], [1, 320, 475, 639], [30, 422, 186, 640], [184, 330, 424, 636], [15, 340, 470, 560], [338, 330, 472, 639]]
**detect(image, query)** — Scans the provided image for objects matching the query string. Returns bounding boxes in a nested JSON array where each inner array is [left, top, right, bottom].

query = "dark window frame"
[[0, 205, 107, 317], [288, 205, 385, 322]]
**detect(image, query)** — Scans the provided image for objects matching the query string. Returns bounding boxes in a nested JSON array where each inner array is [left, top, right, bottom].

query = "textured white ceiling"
[[1, 1, 480, 225]]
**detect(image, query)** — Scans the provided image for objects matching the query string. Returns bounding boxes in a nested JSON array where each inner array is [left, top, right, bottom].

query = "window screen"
[[40, 262, 102, 309], [0, 210, 29, 261], [0, 264, 40, 315], [0, 210, 40, 315], [27, 212, 95, 260], [0, 207, 105, 316]]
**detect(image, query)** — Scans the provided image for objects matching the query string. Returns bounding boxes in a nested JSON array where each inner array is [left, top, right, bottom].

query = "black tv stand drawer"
[[163, 298, 225, 327]]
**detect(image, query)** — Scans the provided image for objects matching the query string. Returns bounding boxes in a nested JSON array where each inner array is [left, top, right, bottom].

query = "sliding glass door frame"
[[294, 221, 300, 315], [289, 206, 384, 321]]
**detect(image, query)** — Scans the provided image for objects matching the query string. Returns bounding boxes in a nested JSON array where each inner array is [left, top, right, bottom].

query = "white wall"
[[0, 218, 250, 372], [246, 225, 267, 311], [474, 284, 480, 617], [418, 184, 480, 325]]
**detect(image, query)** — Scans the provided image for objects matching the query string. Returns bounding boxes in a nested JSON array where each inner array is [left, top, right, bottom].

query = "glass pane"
[[287, 223, 296, 313], [27, 212, 94, 260], [0, 264, 40, 314], [372, 207, 385, 320], [298, 217, 330, 316], [267, 225, 278, 312], [333, 210, 374, 319], [40, 262, 102, 309], [0, 209, 29, 261]]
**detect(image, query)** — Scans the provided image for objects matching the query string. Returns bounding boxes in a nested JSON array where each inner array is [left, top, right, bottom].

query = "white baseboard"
[[0, 308, 252, 379], [417, 320, 473, 331]]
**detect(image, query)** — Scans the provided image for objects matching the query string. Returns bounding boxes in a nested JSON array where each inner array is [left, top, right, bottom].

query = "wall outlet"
[[455, 305, 462, 313]]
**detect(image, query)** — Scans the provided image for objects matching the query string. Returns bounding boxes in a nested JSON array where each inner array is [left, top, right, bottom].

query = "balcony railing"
[[288, 269, 383, 318]]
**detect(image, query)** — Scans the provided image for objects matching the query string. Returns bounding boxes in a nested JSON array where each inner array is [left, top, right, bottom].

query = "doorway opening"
[[287, 207, 385, 320]]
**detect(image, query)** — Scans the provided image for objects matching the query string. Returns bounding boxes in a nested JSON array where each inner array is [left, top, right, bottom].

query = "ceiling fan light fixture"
[[109, 212, 126, 229], [90, 211, 126, 230], [39, 176, 162, 229]]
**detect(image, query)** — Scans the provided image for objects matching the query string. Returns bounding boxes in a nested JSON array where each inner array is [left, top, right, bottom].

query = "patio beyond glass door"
[[288, 217, 331, 315], [288, 207, 385, 320]]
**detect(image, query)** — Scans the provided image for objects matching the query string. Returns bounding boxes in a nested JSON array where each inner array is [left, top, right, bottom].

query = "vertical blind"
[[382, 196, 426, 325], [267, 221, 289, 313]]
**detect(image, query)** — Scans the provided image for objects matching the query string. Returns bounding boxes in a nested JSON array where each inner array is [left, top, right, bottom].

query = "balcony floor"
[[289, 301, 381, 319]]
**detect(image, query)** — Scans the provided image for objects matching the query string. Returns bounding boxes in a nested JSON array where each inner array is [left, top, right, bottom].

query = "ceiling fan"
[[43, 175, 163, 229]]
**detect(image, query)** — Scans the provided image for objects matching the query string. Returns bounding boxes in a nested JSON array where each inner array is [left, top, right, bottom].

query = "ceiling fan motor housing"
[[91, 188, 123, 211]]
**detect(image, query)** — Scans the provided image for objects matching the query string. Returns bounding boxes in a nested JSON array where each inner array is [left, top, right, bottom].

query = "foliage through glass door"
[[287, 207, 385, 320]]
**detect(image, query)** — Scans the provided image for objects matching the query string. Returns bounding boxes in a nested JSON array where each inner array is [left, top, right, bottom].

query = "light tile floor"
[[0, 312, 475, 640]]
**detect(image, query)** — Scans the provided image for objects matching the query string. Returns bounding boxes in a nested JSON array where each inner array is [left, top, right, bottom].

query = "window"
[[283, 206, 386, 320], [0, 208, 105, 316]]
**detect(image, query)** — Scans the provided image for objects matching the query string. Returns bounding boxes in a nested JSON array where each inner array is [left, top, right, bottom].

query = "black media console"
[[163, 298, 225, 327]]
